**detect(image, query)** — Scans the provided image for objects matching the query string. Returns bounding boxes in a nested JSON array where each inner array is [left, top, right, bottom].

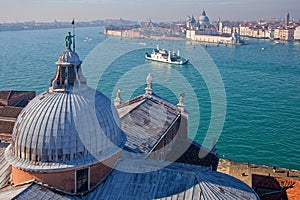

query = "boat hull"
[[145, 53, 188, 65]]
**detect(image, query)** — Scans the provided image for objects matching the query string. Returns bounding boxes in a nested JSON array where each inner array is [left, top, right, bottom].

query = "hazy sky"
[[1, 0, 300, 23]]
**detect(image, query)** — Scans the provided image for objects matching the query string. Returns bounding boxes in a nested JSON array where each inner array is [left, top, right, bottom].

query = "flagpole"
[[72, 19, 75, 52]]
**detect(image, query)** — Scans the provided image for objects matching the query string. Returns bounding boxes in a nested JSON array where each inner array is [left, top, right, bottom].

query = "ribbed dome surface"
[[199, 16, 209, 24], [199, 10, 209, 25], [56, 49, 82, 65], [9, 88, 125, 170]]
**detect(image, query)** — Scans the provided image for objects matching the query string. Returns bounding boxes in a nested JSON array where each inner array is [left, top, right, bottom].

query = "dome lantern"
[[49, 47, 87, 93]]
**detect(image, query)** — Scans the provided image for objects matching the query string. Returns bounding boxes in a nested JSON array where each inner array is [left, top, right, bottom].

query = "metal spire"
[[72, 19, 75, 52]]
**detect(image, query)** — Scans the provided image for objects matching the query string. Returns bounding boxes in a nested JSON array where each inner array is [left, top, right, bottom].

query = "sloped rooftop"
[[0, 183, 32, 200], [0, 144, 11, 189], [0, 106, 23, 118], [0, 91, 35, 107], [253, 174, 300, 199], [117, 94, 181, 154], [0, 91, 22, 101], [0, 158, 259, 200], [99, 159, 259, 200]]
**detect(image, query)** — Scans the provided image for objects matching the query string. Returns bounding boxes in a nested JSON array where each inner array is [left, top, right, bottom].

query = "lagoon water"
[[0, 27, 299, 170]]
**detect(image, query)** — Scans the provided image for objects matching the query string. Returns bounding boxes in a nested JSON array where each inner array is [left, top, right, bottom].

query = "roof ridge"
[[8, 91, 13, 100]]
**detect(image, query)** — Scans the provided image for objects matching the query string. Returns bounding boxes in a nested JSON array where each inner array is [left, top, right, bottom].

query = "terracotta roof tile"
[[0, 106, 23, 118], [253, 174, 300, 199]]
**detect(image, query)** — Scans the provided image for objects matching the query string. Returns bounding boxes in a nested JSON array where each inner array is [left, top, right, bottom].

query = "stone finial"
[[177, 93, 185, 112], [114, 88, 122, 106], [145, 73, 153, 94]]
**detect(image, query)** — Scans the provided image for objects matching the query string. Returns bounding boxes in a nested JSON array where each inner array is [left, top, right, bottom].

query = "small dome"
[[199, 9, 210, 25], [7, 88, 125, 171], [191, 16, 196, 24], [56, 49, 82, 65]]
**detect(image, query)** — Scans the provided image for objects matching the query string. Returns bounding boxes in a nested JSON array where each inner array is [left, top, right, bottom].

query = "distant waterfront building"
[[186, 28, 242, 45], [239, 24, 274, 39], [274, 27, 294, 41], [222, 26, 234, 35], [105, 18, 138, 26], [0, 33, 258, 199], [185, 9, 243, 45], [294, 26, 300, 40], [141, 19, 154, 28], [217, 11, 300, 41], [104, 24, 141, 38]]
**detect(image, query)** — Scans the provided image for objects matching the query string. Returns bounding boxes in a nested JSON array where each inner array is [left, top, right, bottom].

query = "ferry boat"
[[145, 45, 188, 65]]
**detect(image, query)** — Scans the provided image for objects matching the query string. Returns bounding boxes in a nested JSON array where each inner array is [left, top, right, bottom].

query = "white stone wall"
[[194, 34, 233, 44], [274, 28, 295, 40], [294, 26, 300, 40], [186, 29, 195, 39]]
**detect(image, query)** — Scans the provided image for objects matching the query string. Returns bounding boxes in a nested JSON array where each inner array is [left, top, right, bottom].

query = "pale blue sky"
[[1, 0, 299, 22]]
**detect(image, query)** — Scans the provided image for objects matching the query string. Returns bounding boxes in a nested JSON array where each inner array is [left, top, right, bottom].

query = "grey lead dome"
[[13, 89, 123, 162], [7, 88, 125, 171], [6, 47, 126, 171], [199, 9, 209, 25], [56, 49, 82, 65]]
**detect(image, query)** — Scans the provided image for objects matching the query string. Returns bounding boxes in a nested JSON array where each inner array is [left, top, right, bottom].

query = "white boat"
[[84, 37, 92, 42], [145, 45, 188, 65]]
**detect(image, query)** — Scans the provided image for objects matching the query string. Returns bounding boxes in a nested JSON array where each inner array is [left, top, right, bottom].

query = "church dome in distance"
[[199, 9, 210, 25]]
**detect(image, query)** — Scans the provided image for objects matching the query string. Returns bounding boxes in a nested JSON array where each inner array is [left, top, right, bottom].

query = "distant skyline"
[[1, 0, 300, 23]]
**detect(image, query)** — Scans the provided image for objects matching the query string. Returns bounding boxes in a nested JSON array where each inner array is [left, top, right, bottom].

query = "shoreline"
[[218, 158, 300, 186]]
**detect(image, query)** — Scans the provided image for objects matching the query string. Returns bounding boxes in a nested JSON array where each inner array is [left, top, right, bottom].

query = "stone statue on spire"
[[177, 93, 185, 112], [114, 88, 122, 106], [145, 73, 153, 94]]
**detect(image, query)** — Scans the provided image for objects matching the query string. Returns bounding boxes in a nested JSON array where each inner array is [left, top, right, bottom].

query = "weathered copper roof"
[[6, 88, 126, 171]]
